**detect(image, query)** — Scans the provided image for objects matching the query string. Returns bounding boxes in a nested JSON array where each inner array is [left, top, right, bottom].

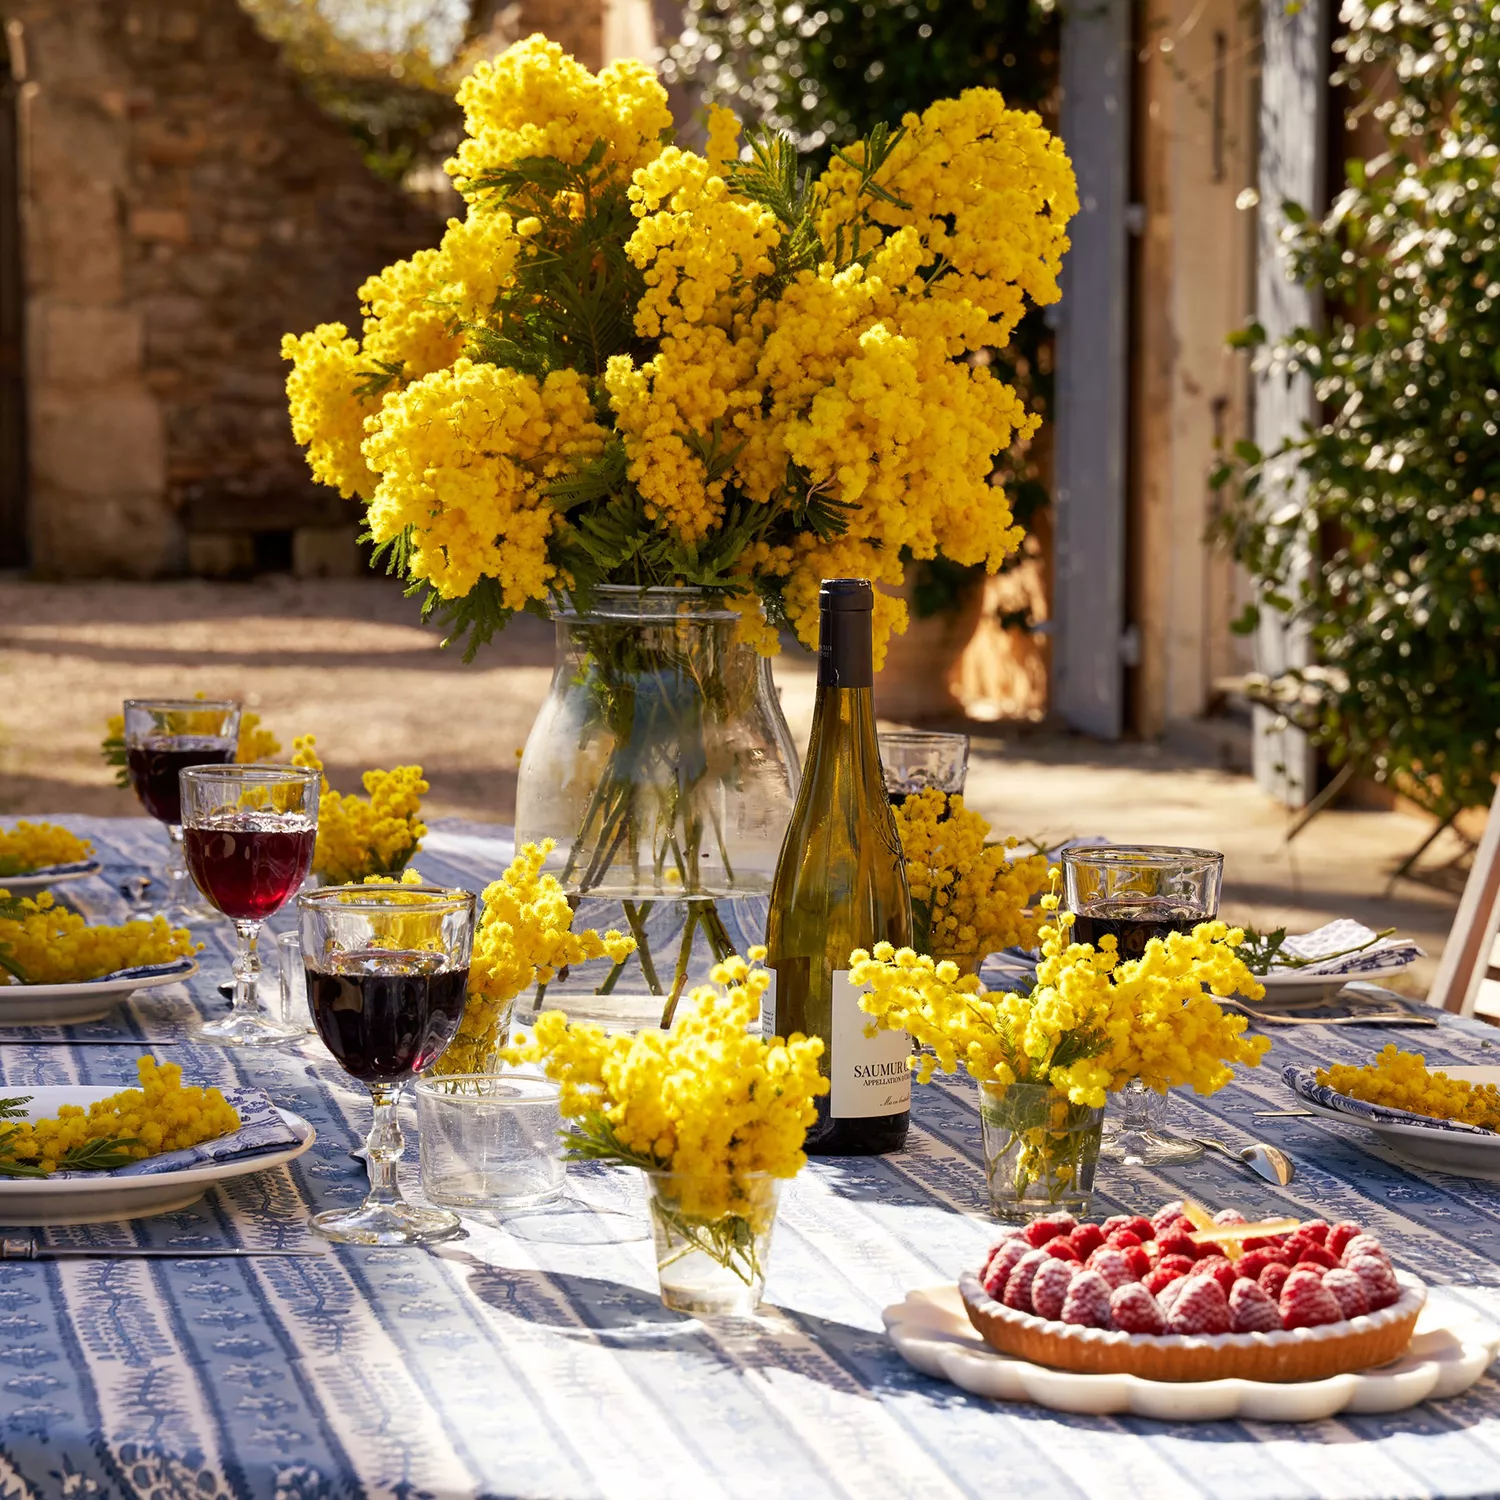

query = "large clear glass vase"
[[515, 587, 800, 1028]]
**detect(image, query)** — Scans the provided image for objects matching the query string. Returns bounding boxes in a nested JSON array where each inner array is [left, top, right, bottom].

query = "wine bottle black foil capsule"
[[766, 578, 914, 1155]]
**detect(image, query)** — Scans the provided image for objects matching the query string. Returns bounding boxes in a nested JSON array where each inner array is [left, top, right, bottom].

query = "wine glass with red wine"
[[1062, 844, 1224, 1166], [298, 883, 476, 1246], [180, 764, 321, 1047], [122, 699, 241, 923]]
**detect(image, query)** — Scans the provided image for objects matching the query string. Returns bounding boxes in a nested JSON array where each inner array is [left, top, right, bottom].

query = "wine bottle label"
[[830, 969, 911, 1118], [758, 970, 776, 1037]]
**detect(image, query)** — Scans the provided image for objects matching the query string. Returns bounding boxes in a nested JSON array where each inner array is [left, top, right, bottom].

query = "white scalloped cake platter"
[[884, 1283, 1500, 1421]]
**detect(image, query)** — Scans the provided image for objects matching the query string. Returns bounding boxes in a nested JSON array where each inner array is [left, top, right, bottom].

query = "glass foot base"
[[1100, 1129, 1204, 1167], [155, 899, 223, 925], [196, 1012, 304, 1048], [500, 1201, 650, 1245], [313, 1200, 463, 1247]]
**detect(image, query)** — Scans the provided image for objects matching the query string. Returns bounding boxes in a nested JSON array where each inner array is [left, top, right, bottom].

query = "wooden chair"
[[1432, 780, 1500, 1018]]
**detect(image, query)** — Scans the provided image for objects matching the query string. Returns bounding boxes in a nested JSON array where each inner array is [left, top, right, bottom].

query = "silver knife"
[[1, 1237, 325, 1259]]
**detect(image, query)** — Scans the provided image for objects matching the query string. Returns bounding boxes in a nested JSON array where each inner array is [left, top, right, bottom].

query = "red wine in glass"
[[184, 815, 318, 921], [127, 738, 235, 825], [1070, 899, 1201, 962], [307, 950, 468, 1083]]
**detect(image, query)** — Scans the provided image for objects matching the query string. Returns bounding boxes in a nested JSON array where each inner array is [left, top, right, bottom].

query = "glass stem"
[[232, 919, 265, 1019], [362, 1085, 407, 1208], [165, 825, 190, 908]]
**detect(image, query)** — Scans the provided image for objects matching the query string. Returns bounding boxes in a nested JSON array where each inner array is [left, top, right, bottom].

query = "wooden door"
[[1052, 0, 1131, 738], [0, 39, 25, 568]]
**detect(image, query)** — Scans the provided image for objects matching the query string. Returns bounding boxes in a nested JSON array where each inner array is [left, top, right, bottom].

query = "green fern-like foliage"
[[463, 143, 651, 380]]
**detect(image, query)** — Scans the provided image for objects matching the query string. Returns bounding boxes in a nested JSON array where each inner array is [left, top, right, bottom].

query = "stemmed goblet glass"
[[122, 699, 241, 923], [180, 764, 320, 1047], [1062, 844, 1224, 1166], [299, 884, 476, 1246]]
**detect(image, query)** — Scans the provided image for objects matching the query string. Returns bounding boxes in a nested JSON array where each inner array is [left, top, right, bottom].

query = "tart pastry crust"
[[959, 1270, 1425, 1382]]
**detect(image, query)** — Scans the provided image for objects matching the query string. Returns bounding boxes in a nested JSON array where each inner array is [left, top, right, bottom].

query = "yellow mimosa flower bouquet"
[[849, 894, 1271, 1109], [281, 34, 1078, 662], [506, 949, 826, 1294]]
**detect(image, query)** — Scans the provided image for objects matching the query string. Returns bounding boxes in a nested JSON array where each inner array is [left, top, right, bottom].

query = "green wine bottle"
[[765, 578, 913, 1155]]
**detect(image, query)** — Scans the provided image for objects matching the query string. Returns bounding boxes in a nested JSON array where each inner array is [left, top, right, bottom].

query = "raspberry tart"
[[960, 1201, 1425, 1381]]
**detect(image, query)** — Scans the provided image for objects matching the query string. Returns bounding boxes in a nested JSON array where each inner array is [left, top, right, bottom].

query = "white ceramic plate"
[[0, 862, 104, 896], [1245, 961, 1418, 1008], [0, 961, 199, 1024], [0, 1086, 316, 1225], [1299, 1065, 1500, 1178], [884, 1283, 1500, 1420]]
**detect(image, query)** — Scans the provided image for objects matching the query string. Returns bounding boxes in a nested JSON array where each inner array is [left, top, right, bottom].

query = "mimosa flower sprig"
[[291, 736, 427, 885], [890, 788, 1050, 957], [103, 703, 281, 786], [0, 892, 198, 987], [281, 34, 1078, 664], [1318, 1045, 1500, 1131], [0, 822, 94, 878], [433, 840, 634, 1075], [848, 891, 1270, 1108], [504, 950, 826, 1282], [0, 1057, 238, 1177]]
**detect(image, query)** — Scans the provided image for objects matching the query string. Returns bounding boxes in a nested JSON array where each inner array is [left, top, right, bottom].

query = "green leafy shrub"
[[1214, 0, 1500, 820]]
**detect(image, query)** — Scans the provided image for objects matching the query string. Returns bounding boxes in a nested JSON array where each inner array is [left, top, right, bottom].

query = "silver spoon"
[[1192, 1135, 1296, 1185]]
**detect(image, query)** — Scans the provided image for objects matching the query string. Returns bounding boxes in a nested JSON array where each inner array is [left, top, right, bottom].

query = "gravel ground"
[[0, 576, 1462, 993]]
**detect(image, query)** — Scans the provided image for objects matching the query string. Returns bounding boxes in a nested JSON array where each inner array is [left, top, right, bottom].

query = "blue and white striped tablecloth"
[[2, 816, 1500, 1500]]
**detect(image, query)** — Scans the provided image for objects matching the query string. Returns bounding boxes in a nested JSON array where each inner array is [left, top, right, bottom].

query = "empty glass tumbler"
[[414, 1073, 565, 1210]]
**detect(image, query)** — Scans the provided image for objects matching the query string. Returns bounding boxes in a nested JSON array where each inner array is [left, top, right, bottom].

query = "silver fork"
[[1221, 996, 1438, 1028]]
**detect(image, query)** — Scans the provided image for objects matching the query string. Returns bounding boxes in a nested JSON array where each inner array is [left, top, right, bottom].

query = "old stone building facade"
[[0, 0, 445, 577]]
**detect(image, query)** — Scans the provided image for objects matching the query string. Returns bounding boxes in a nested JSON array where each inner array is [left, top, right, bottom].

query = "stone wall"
[[5, 0, 442, 577]]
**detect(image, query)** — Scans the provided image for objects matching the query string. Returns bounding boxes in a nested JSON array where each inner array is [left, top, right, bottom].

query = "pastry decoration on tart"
[[959, 1200, 1425, 1382]]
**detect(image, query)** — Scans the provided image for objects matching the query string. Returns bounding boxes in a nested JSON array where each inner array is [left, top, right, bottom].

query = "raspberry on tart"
[[1031, 1257, 1079, 1321], [1168, 1276, 1232, 1335], [1067, 1223, 1106, 1261], [1060, 1270, 1113, 1328], [1110, 1282, 1166, 1334], [1228, 1279, 1282, 1334], [1086, 1247, 1136, 1290], [1323, 1267, 1371, 1320], [1279, 1267, 1344, 1329], [1003, 1248, 1049, 1310], [1327, 1221, 1364, 1259], [959, 1199, 1425, 1382], [1259, 1261, 1293, 1301]]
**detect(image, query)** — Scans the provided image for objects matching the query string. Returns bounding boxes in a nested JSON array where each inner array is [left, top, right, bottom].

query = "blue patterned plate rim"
[[1283, 1063, 1500, 1138]]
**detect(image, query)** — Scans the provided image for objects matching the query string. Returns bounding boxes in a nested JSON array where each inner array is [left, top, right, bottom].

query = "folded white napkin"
[[1271, 919, 1424, 976]]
